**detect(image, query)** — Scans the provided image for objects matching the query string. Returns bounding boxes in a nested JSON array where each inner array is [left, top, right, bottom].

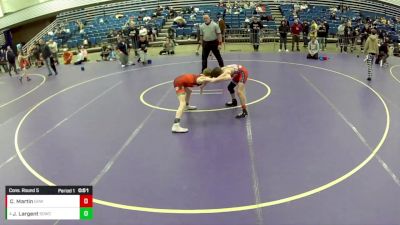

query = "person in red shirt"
[[172, 69, 217, 133], [291, 19, 302, 51], [208, 64, 249, 118]]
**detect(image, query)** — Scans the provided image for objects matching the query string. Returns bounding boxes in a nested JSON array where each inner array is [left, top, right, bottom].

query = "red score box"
[[80, 195, 93, 207]]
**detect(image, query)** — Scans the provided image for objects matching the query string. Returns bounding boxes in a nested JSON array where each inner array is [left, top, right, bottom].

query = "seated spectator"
[[74, 49, 85, 65], [174, 16, 186, 27], [108, 46, 117, 61], [76, 20, 85, 34], [63, 49, 73, 64], [100, 45, 110, 61], [80, 46, 88, 61], [307, 37, 320, 59], [83, 37, 90, 48], [159, 37, 176, 55], [115, 13, 124, 19]]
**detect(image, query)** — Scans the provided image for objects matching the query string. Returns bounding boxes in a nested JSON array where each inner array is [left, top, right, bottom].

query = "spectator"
[[117, 37, 129, 67], [343, 21, 353, 52], [48, 39, 59, 64], [218, 17, 226, 43], [63, 49, 73, 64], [302, 20, 310, 47], [337, 21, 346, 52], [291, 19, 302, 51], [108, 46, 117, 61], [159, 37, 176, 55], [376, 40, 389, 67], [317, 22, 326, 51], [364, 29, 379, 81], [128, 24, 139, 56], [307, 37, 320, 59], [76, 20, 84, 34], [73, 48, 85, 65], [137, 34, 149, 64], [278, 20, 290, 52], [80, 46, 88, 61], [100, 45, 110, 61], [5, 46, 18, 76], [249, 15, 263, 51], [174, 16, 186, 28], [323, 20, 329, 48], [0, 49, 9, 73]]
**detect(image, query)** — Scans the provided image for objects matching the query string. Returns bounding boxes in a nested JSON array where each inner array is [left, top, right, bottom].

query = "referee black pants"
[[202, 40, 224, 72]]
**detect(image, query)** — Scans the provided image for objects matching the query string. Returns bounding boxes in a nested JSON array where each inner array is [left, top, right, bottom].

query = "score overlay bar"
[[5, 186, 93, 220]]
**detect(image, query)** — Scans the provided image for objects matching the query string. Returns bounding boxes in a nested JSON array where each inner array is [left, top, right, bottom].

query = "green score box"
[[80, 208, 93, 220]]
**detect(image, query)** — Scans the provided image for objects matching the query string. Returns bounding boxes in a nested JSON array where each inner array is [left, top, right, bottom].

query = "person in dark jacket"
[[5, 46, 18, 76], [117, 37, 130, 67], [278, 20, 290, 52], [39, 39, 57, 76], [376, 39, 389, 67], [323, 20, 329, 49], [302, 21, 310, 47], [0, 49, 9, 74]]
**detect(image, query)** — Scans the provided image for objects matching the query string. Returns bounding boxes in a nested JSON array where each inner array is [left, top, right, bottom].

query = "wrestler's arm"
[[213, 70, 231, 82]]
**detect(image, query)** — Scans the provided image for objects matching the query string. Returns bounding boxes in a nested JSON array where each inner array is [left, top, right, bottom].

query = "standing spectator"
[[376, 39, 389, 67], [117, 37, 129, 67], [307, 37, 320, 59], [360, 23, 370, 50], [48, 39, 59, 64], [317, 22, 326, 51], [302, 20, 310, 47], [309, 20, 318, 40], [249, 15, 263, 51], [323, 20, 329, 49], [199, 14, 224, 72], [337, 21, 346, 52], [278, 20, 289, 52], [218, 17, 226, 43], [364, 29, 379, 81], [6, 46, 18, 76], [128, 24, 139, 56], [137, 34, 149, 64], [291, 19, 302, 51], [39, 39, 57, 76], [344, 21, 353, 52], [0, 49, 8, 73]]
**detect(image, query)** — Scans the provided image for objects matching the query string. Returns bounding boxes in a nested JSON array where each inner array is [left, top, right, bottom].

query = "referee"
[[199, 14, 224, 72]]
